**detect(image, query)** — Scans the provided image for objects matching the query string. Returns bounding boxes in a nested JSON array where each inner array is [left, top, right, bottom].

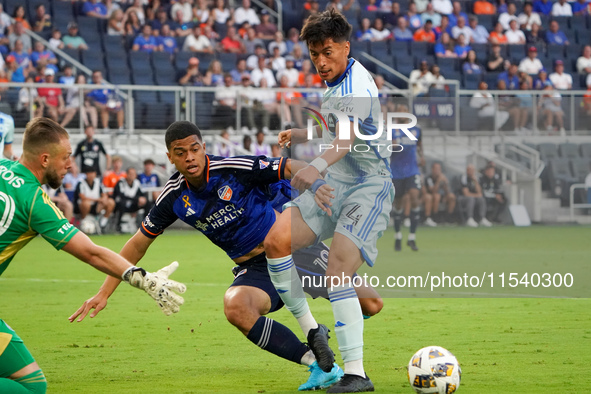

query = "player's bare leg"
[[325, 232, 374, 393], [264, 207, 336, 373]]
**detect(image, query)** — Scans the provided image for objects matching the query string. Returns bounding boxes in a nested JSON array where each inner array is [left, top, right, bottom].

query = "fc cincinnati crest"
[[218, 185, 233, 201], [259, 160, 269, 169]]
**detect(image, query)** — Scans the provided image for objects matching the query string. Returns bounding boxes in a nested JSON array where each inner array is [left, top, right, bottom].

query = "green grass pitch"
[[1, 226, 590, 393]]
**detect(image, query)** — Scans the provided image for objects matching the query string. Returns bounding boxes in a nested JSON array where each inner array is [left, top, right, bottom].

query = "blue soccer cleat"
[[298, 361, 344, 391]]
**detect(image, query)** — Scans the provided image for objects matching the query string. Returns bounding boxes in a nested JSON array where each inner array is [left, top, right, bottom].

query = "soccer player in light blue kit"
[[264, 9, 394, 393], [0, 112, 16, 160]]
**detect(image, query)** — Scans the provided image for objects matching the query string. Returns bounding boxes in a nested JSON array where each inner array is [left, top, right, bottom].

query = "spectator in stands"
[[234, 0, 261, 26], [62, 74, 98, 129], [286, 27, 306, 55], [113, 167, 146, 232], [413, 19, 436, 43], [87, 70, 125, 132], [103, 155, 126, 192], [409, 60, 433, 96], [230, 58, 250, 84], [171, 0, 193, 24], [277, 56, 298, 86], [42, 184, 74, 222], [432, 0, 453, 17], [435, 32, 457, 58], [246, 44, 266, 69], [326, 0, 354, 12], [12, 6, 31, 30], [107, 9, 125, 35], [525, 22, 544, 45], [173, 10, 194, 37], [243, 27, 264, 55], [463, 49, 484, 74], [291, 45, 305, 70], [203, 59, 224, 86], [132, 25, 159, 53], [5, 55, 27, 82], [370, 18, 392, 41], [434, 15, 451, 40], [469, 15, 489, 44], [151, 8, 170, 34], [383, 2, 401, 29], [449, 1, 468, 27], [430, 64, 447, 90], [577, 45, 591, 74], [37, 68, 66, 124], [8, 22, 32, 53], [425, 162, 456, 225], [420, 4, 441, 27], [452, 16, 472, 43], [518, 2, 541, 31], [242, 135, 253, 153], [0, 4, 11, 37], [269, 46, 286, 73], [393, 16, 413, 42], [545, 20, 569, 45], [498, 3, 518, 30], [83, 0, 108, 19], [498, 62, 520, 89], [534, 0, 553, 15], [124, 11, 142, 36], [212, 0, 232, 25], [48, 29, 64, 51], [213, 73, 238, 128], [356, 18, 374, 41], [178, 57, 204, 86], [549, 60, 572, 90], [138, 158, 161, 203], [470, 80, 510, 128], [538, 84, 565, 133], [519, 46, 544, 74], [304, 0, 321, 19], [506, 20, 526, 44], [193, 0, 210, 25], [489, 22, 508, 44], [17, 75, 42, 116], [74, 125, 111, 177], [277, 74, 304, 128], [183, 25, 214, 53], [75, 168, 115, 228], [252, 129, 272, 156], [586, 165, 591, 204], [251, 56, 276, 87], [552, 0, 573, 16], [513, 79, 533, 132], [8, 39, 31, 69], [533, 68, 552, 89], [454, 34, 471, 58], [405, 2, 423, 31], [214, 129, 236, 157], [268, 31, 287, 55], [63, 161, 84, 196], [158, 24, 178, 55], [498, 0, 509, 13], [480, 165, 506, 222], [256, 10, 277, 40], [63, 22, 89, 50], [33, 4, 52, 33], [473, 0, 496, 15], [298, 59, 321, 86], [220, 26, 245, 53], [459, 164, 491, 227], [572, 0, 589, 15]]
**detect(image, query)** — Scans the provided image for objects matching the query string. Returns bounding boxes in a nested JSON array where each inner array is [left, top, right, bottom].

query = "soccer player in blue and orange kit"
[[71, 121, 383, 391]]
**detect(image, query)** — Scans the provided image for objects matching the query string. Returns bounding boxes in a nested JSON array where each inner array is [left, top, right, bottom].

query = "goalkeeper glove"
[[122, 261, 186, 315]]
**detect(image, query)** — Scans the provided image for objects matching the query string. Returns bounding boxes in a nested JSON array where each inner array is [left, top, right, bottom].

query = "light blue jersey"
[[0, 112, 15, 158], [320, 58, 390, 181]]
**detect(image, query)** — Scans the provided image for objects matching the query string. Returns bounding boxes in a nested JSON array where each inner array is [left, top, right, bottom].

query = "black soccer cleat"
[[407, 240, 419, 251], [326, 373, 375, 393], [307, 324, 335, 373], [394, 239, 402, 251]]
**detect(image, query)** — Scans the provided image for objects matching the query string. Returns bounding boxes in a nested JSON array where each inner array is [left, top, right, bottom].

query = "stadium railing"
[[569, 183, 591, 221]]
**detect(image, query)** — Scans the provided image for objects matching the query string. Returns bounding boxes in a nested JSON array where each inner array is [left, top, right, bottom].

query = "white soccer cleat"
[[480, 218, 493, 227], [424, 217, 437, 227], [466, 218, 478, 228]]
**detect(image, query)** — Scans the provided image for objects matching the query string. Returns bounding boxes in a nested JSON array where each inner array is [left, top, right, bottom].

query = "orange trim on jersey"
[[278, 157, 284, 180], [141, 222, 161, 237], [206, 155, 210, 182]]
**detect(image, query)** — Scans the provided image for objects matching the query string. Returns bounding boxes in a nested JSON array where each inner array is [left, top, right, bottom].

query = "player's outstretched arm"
[[67, 231, 184, 322], [278, 125, 322, 148]]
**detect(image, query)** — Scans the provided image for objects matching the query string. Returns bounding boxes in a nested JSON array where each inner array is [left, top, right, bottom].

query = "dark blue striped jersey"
[[390, 126, 421, 180], [140, 155, 287, 259]]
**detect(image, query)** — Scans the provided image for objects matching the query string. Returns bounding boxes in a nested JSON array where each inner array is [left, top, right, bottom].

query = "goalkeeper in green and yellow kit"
[[0, 117, 186, 393]]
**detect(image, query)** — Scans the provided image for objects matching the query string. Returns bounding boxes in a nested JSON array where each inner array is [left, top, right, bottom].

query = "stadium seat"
[[410, 42, 432, 59], [154, 66, 178, 85], [559, 143, 580, 159], [194, 92, 215, 129], [395, 55, 414, 76], [103, 36, 127, 55], [129, 51, 152, 73], [390, 41, 409, 56], [463, 73, 483, 90], [508, 45, 526, 63], [81, 50, 105, 73], [547, 44, 565, 60], [174, 51, 194, 72], [350, 41, 369, 57], [151, 51, 173, 69], [476, 14, 495, 31], [580, 143, 591, 158], [576, 29, 591, 45], [105, 53, 128, 71], [538, 143, 559, 162], [60, 48, 80, 63], [132, 70, 155, 85], [109, 70, 132, 85], [4, 0, 24, 15], [471, 43, 488, 63], [548, 158, 578, 203], [566, 43, 582, 61], [218, 52, 238, 72], [571, 158, 591, 182], [369, 41, 389, 57]]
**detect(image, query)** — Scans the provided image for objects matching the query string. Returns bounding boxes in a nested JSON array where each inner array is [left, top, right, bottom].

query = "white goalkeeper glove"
[[122, 261, 186, 315]]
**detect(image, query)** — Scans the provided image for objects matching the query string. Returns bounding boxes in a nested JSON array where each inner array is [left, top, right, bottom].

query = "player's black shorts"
[[393, 174, 422, 197], [74, 201, 99, 215]]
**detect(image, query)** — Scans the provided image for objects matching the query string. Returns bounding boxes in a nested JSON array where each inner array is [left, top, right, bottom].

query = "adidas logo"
[[186, 207, 196, 217], [335, 321, 346, 327], [277, 289, 288, 294]]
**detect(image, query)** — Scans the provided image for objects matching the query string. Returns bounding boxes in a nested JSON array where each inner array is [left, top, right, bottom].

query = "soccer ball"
[[80, 217, 99, 235], [407, 346, 461, 394]]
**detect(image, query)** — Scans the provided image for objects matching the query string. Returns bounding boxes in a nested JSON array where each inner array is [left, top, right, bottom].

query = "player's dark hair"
[[165, 121, 203, 150], [23, 117, 69, 156], [300, 8, 352, 46]]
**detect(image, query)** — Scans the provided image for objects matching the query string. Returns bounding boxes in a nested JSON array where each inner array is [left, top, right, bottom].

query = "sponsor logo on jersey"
[[218, 185, 233, 201], [186, 207, 196, 217], [0, 166, 24, 188], [259, 160, 269, 169]]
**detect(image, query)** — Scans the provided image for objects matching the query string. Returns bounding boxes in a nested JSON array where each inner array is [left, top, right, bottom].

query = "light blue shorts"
[[290, 173, 394, 266]]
